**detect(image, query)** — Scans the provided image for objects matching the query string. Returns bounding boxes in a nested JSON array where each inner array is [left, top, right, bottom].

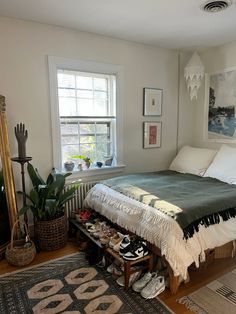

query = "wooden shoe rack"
[[69, 218, 154, 290]]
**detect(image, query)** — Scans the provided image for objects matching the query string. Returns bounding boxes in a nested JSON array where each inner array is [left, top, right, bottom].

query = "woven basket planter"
[[35, 214, 67, 251]]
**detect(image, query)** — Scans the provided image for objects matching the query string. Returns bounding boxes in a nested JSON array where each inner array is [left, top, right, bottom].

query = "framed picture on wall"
[[143, 122, 162, 148], [143, 88, 162, 116], [204, 66, 236, 143]]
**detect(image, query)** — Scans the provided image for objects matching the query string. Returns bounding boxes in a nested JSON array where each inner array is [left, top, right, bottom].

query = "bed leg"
[[168, 266, 180, 294]]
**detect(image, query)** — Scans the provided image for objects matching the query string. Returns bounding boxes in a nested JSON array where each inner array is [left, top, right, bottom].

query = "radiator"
[[65, 181, 98, 218]]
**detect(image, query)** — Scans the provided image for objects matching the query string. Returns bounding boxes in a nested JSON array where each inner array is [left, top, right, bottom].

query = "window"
[[48, 57, 124, 175], [58, 70, 116, 165]]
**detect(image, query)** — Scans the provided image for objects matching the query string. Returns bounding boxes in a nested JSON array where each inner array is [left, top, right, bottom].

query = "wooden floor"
[[0, 242, 235, 314]]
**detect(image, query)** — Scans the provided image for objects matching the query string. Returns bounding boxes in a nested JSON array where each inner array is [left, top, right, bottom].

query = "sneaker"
[[119, 235, 137, 256], [119, 235, 131, 255], [141, 275, 165, 299], [96, 256, 106, 268], [113, 234, 126, 252], [116, 271, 141, 287], [132, 272, 156, 292], [107, 263, 122, 276], [109, 232, 125, 248], [123, 241, 148, 261]]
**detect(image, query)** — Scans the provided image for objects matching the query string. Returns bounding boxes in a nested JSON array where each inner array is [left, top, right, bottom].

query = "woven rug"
[[0, 252, 173, 314], [178, 268, 236, 314]]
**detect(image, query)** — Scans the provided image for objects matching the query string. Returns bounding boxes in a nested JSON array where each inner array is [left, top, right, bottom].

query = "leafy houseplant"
[[19, 163, 78, 250], [71, 155, 92, 169]]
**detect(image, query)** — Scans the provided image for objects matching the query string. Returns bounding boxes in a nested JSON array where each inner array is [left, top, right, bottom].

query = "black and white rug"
[[0, 252, 173, 314]]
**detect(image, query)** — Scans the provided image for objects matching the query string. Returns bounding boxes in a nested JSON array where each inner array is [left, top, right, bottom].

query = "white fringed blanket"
[[84, 183, 236, 280]]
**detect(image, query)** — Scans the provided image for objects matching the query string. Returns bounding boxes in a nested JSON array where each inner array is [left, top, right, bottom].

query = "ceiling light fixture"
[[184, 52, 205, 101], [201, 0, 232, 13]]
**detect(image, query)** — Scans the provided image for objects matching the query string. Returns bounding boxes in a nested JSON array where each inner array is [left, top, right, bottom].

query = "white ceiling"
[[1, 0, 236, 50]]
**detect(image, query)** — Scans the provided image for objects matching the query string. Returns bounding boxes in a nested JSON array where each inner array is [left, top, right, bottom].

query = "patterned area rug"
[[0, 252, 173, 314], [178, 268, 236, 314]]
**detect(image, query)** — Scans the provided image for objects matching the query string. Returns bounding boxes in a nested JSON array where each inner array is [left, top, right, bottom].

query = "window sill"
[[65, 165, 126, 184]]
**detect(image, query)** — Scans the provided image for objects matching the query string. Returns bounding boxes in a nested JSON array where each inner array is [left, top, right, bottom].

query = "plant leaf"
[[46, 173, 54, 185], [18, 205, 30, 216], [27, 163, 45, 188]]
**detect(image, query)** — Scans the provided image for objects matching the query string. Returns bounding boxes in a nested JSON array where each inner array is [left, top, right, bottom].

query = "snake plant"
[[19, 163, 79, 221]]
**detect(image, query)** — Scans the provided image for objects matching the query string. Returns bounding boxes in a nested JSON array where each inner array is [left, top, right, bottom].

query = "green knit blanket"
[[103, 170, 236, 238]]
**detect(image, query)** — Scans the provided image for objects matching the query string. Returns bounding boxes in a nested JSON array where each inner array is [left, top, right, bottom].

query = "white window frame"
[[48, 56, 124, 179]]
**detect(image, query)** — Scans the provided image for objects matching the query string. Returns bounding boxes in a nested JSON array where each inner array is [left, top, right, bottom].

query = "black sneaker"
[[123, 241, 148, 261], [119, 235, 136, 256]]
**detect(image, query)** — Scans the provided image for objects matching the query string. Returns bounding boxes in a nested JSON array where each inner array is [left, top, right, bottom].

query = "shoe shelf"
[[69, 219, 103, 249], [69, 217, 154, 291], [105, 247, 154, 291]]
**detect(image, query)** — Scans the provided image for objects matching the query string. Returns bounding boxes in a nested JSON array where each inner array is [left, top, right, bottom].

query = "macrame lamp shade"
[[184, 52, 204, 100]]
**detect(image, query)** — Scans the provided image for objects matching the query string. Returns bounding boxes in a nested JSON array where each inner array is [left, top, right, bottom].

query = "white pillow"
[[204, 145, 236, 184], [169, 145, 217, 176]]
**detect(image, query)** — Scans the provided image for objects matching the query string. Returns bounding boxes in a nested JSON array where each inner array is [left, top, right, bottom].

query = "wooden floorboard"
[[0, 242, 235, 313]]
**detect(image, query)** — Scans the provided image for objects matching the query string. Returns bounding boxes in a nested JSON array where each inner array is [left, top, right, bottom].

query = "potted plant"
[[19, 163, 78, 251], [64, 160, 75, 172], [71, 155, 92, 169]]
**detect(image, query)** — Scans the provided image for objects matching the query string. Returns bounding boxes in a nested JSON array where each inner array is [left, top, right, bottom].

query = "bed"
[[83, 146, 236, 293]]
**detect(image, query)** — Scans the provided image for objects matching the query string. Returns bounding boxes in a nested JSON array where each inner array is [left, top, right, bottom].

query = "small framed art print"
[[143, 122, 162, 148], [143, 88, 162, 116]]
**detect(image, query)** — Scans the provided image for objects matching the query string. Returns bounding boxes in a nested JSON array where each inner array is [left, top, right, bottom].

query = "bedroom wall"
[[0, 17, 179, 188], [193, 41, 236, 149], [177, 52, 195, 150]]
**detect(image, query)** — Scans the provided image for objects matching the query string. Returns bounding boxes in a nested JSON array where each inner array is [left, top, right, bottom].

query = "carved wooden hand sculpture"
[[14, 123, 28, 158]]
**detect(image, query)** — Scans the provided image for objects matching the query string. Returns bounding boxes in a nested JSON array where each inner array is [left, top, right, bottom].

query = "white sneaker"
[[141, 275, 165, 299], [106, 263, 122, 276], [132, 272, 156, 292], [116, 271, 141, 287]]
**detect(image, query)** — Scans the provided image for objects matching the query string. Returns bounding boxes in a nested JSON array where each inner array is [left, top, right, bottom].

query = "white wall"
[[194, 41, 236, 149], [0, 17, 179, 187], [177, 52, 196, 150]]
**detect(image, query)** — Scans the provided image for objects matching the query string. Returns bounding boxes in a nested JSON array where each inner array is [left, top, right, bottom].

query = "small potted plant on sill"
[[64, 160, 75, 172], [71, 155, 92, 169], [19, 163, 78, 251]]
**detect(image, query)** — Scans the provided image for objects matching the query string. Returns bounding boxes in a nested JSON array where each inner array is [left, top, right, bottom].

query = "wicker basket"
[[5, 220, 36, 267], [35, 214, 67, 251]]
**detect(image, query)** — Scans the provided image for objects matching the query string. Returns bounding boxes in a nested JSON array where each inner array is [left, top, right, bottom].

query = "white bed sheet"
[[84, 183, 236, 280]]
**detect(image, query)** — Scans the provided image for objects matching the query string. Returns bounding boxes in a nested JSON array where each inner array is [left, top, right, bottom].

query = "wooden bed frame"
[[150, 241, 235, 294], [84, 212, 235, 294]]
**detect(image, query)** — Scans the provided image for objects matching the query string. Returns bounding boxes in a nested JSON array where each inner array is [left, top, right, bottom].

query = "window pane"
[[96, 142, 109, 162], [80, 135, 95, 144], [77, 99, 93, 116], [62, 145, 79, 161], [80, 124, 95, 134], [60, 123, 78, 135], [77, 90, 93, 99], [58, 88, 75, 97], [59, 98, 76, 116], [94, 78, 107, 91], [96, 124, 109, 134], [79, 144, 96, 160], [76, 76, 93, 89], [94, 99, 108, 115], [94, 91, 108, 99], [61, 136, 80, 145], [97, 135, 109, 142], [58, 73, 75, 88]]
